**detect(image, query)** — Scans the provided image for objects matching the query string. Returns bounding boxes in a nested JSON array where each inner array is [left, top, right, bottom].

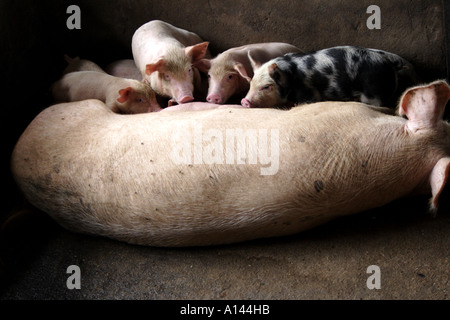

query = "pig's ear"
[[268, 63, 288, 87], [145, 58, 166, 75], [193, 58, 211, 73], [429, 157, 450, 212], [185, 42, 209, 62], [248, 51, 262, 70], [397, 80, 450, 131], [117, 87, 133, 103], [233, 63, 251, 82]]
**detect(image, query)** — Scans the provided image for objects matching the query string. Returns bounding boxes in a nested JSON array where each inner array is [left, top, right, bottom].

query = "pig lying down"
[[242, 46, 419, 109], [105, 59, 142, 81], [132, 20, 210, 105], [62, 55, 106, 74], [161, 102, 247, 112], [197, 42, 301, 104], [52, 59, 161, 114], [11, 81, 450, 246]]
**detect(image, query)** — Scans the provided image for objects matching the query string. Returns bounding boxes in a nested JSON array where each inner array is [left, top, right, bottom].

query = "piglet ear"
[[233, 62, 251, 82], [145, 58, 165, 75], [397, 80, 450, 131], [117, 87, 133, 103], [185, 42, 209, 62], [247, 51, 262, 70], [268, 62, 288, 87], [429, 157, 450, 212], [193, 58, 211, 73]]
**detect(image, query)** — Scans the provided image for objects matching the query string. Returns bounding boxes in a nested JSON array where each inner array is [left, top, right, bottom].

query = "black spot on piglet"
[[305, 56, 317, 69]]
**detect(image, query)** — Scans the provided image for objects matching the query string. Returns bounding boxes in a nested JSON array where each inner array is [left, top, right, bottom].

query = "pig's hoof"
[[168, 99, 178, 107]]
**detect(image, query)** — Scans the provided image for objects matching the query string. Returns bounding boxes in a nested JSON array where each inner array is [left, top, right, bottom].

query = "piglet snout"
[[207, 93, 223, 104], [178, 96, 195, 104], [241, 98, 253, 108]]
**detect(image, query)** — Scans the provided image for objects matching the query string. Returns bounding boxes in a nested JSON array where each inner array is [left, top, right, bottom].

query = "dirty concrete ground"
[[1, 192, 448, 301]]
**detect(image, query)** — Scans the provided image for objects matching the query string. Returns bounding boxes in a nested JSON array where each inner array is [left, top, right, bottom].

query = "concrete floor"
[[1, 193, 448, 301]]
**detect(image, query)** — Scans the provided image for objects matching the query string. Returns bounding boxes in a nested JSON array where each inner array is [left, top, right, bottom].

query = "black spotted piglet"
[[241, 45, 419, 109]]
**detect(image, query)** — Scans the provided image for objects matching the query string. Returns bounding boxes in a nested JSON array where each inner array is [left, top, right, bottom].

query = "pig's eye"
[[208, 74, 211, 79], [227, 75, 233, 80], [188, 68, 192, 74], [164, 74, 171, 82], [261, 85, 271, 91]]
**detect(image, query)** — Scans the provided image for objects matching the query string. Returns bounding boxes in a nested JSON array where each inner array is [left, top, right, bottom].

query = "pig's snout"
[[241, 98, 253, 108], [177, 95, 195, 104], [206, 93, 223, 104]]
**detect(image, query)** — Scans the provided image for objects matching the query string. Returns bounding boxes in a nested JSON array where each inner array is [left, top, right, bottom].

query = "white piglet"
[[197, 43, 302, 104], [132, 20, 210, 105], [51, 70, 161, 114], [105, 59, 142, 81], [62, 55, 106, 74]]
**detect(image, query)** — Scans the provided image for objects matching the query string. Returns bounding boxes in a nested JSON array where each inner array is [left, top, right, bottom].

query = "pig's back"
[[105, 59, 142, 80], [51, 71, 118, 103], [134, 20, 205, 48], [219, 43, 299, 65]]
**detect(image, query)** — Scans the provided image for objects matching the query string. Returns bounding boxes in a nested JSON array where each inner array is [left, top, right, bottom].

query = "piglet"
[[197, 43, 301, 104], [105, 59, 142, 81], [132, 20, 210, 105], [62, 55, 106, 74], [242, 46, 419, 109], [51, 71, 161, 114]]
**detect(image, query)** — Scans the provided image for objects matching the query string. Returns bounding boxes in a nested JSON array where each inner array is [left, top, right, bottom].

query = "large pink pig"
[[161, 101, 247, 112], [197, 43, 301, 104], [51, 71, 161, 114], [132, 20, 210, 105], [11, 80, 450, 246]]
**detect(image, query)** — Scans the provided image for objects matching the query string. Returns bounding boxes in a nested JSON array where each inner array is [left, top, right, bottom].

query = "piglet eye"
[[208, 74, 211, 79], [228, 75, 233, 80], [261, 85, 270, 91], [164, 74, 171, 81]]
